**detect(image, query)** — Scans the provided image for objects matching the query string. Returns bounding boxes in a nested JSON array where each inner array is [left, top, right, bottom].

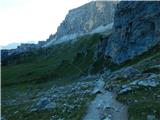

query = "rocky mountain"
[[44, 1, 117, 46]]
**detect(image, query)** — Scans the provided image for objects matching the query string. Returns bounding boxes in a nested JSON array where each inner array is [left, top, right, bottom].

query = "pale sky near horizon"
[[0, 0, 92, 46]]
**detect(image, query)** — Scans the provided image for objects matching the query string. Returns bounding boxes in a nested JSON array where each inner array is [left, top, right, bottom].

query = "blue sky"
[[0, 0, 92, 46]]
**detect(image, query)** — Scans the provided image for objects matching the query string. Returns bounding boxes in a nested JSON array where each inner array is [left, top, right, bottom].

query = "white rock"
[[119, 87, 132, 94]]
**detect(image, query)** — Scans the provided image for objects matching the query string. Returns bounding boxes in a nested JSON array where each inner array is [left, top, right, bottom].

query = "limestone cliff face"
[[105, 1, 160, 64], [57, 1, 116, 34], [45, 1, 117, 46]]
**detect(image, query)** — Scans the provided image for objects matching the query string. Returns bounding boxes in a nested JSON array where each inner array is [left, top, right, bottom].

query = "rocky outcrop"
[[119, 74, 160, 94], [105, 1, 160, 64], [44, 1, 117, 46]]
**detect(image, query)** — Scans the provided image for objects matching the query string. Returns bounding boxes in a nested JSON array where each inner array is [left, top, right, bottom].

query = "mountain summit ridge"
[[44, 1, 117, 46]]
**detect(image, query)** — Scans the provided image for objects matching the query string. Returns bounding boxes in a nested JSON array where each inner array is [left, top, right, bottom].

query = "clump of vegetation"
[[143, 67, 160, 74], [128, 101, 160, 120]]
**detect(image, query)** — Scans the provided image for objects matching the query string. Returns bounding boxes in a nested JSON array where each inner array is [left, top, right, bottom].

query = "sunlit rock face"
[[45, 1, 117, 46], [105, 1, 160, 64]]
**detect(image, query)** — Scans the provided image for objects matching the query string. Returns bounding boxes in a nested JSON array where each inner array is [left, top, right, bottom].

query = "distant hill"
[[0, 41, 37, 50], [0, 43, 20, 50]]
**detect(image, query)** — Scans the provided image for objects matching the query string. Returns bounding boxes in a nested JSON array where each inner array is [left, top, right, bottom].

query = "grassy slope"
[[2, 34, 102, 87], [1, 33, 106, 120]]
